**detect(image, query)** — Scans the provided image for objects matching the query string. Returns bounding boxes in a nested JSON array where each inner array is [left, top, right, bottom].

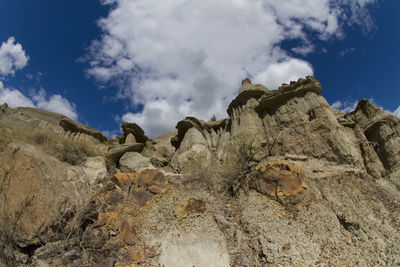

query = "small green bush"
[[182, 150, 217, 191]]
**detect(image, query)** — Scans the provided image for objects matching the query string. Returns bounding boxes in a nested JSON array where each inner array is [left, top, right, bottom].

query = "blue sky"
[[0, 0, 399, 138]]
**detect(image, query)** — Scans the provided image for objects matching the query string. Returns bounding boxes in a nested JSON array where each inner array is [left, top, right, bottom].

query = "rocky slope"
[[0, 76, 399, 266]]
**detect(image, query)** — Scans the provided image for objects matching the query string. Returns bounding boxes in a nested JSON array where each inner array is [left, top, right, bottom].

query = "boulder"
[[0, 143, 94, 247], [250, 161, 307, 198], [59, 117, 107, 143], [106, 143, 145, 163], [83, 156, 108, 184], [125, 133, 136, 144], [121, 122, 148, 144], [119, 152, 154, 173], [110, 169, 168, 206]]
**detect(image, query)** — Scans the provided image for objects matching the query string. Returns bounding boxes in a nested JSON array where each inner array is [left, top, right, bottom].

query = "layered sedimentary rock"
[[346, 98, 400, 185], [171, 76, 393, 179], [170, 117, 229, 168], [59, 117, 107, 143]]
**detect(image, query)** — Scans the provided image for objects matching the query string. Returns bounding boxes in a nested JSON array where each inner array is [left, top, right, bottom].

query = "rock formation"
[[121, 122, 149, 144], [1, 76, 400, 266], [0, 143, 95, 248], [59, 117, 107, 143]]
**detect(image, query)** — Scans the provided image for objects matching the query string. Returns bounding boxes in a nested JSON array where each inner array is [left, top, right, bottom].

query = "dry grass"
[[0, 123, 95, 165]]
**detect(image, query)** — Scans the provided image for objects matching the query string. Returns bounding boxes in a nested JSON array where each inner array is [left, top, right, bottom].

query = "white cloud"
[[87, 0, 378, 137], [330, 100, 358, 113], [0, 81, 34, 108], [253, 59, 313, 89], [0, 37, 29, 77], [393, 106, 400, 118], [32, 89, 78, 120], [0, 82, 78, 120]]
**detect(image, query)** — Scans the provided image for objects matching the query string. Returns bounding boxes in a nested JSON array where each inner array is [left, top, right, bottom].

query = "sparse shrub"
[[220, 132, 260, 194], [182, 150, 217, 191], [209, 115, 217, 122]]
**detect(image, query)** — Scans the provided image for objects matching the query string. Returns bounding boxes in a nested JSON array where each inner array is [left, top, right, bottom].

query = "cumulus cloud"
[[87, 0, 378, 137], [32, 89, 78, 120], [0, 37, 29, 77], [253, 59, 313, 89], [0, 82, 78, 120], [0, 81, 34, 108]]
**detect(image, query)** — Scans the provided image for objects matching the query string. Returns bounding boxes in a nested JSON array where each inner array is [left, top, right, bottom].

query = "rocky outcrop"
[[121, 122, 148, 144], [345, 98, 400, 185], [171, 76, 398, 176], [106, 143, 145, 163], [250, 161, 307, 198], [0, 143, 95, 248], [111, 169, 169, 205], [349, 99, 400, 172], [119, 152, 154, 173], [82, 156, 108, 184], [59, 117, 107, 143], [170, 117, 229, 168]]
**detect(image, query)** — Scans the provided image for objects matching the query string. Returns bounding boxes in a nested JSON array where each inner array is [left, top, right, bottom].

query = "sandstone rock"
[[63, 248, 81, 260], [125, 133, 136, 144], [111, 169, 168, 206], [0, 143, 94, 247], [119, 152, 154, 173], [112, 172, 138, 189], [121, 122, 148, 144], [250, 161, 307, 198], [170, 116, 229, 169], [256, 76, 322, 113], [83, 156, 108, 184], [59, 117, 107, 143], [347, 98, 400, 182], [106, 143, 145, 163], [227, 78, 269, 116], [150, 155, 169, 167], [153, 130, 177, 158]]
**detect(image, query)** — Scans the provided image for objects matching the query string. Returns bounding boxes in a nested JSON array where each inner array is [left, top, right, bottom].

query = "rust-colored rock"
[[120, 221, 136, 246], [250, 161, 307, 198], [112, 173, 139, 188], [111, 169, 168, 206]]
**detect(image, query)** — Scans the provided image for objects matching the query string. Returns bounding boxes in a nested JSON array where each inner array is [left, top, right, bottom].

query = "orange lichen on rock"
[[250, 161, 307, 198]]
